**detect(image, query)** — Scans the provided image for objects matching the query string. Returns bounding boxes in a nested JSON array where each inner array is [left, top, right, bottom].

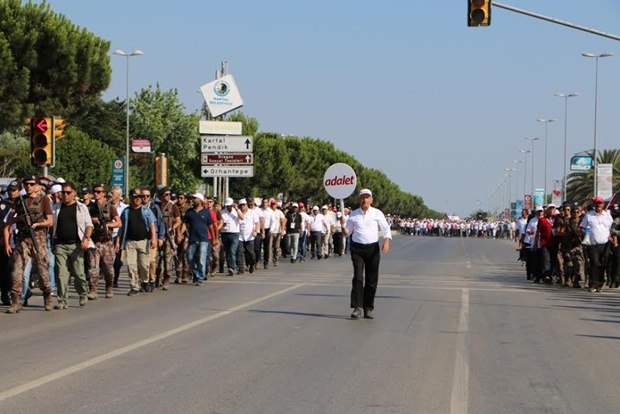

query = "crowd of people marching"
[[0, 177, 355, 313]]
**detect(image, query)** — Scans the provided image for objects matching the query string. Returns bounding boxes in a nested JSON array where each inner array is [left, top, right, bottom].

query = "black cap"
[[93, 183, 106, 190], [130, 187, 142, 197], [81, 187, 92, 194], [22, 176, 38, 184], [157, 186, 170, 194], [7, 180, 21, 191]]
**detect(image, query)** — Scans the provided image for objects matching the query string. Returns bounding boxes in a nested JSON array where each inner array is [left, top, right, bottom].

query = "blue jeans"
[[298, 231, 307, 261], [221, 232, 239, 272], [187, 240, 210, 282]]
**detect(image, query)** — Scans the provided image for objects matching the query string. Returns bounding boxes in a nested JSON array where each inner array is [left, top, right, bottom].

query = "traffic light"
[[468, 0, 491, 27], [30, 117, 53, 166], [53, 117, 66, 140]]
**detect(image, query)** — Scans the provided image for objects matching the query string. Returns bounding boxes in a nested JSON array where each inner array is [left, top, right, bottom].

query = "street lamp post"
[[518, 149, 531, 201], [582, 52, 613, 197], [554, 93, 578, 202], [513, 160, 522, 202], [505, 168, 516, 215], [524, 137, 541, 198], [113, 49, 144, 195], [537, 118, 557, 204]]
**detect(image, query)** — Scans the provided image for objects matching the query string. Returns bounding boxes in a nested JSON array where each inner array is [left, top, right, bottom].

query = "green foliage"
[[0, 131, 32, 178], [129, 84, 201, 192], [54, 127, 115, 186], [229, 131, 441, 218], [0, 0, 111, 130]]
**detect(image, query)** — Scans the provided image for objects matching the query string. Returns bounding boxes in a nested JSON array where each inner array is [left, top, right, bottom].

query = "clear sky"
[[37, 0, 620, 216]]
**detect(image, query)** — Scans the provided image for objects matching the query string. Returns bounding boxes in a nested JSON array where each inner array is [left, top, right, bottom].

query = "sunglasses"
[[163, 193, 171, 196], [61, 191, 74, 195], [23, 182, 36, 186], [142, 195, 151, 198], [94, 190, 105, 194]]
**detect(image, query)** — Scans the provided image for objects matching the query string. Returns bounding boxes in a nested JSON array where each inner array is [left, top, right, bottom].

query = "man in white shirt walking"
[[343, 189, 391, 320]]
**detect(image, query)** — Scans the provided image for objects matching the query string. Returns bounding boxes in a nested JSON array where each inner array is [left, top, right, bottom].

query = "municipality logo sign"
[[214, 81, 230, 97], [200, 74, 244, 118]]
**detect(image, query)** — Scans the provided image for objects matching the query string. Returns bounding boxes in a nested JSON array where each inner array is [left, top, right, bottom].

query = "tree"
[[0, 0, 111, 130], [130, 84, 201, 192], [54, 127, 116, 186]]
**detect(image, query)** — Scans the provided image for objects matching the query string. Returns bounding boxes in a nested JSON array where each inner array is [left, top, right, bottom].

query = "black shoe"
[[127, 289, 139, 296], [23, 290, 33, 306], [351, 308, 363, 319], [149, 282, 156, 292], [140, 283, 147, 292], [113, 283, 119, 288], [249, 264, 254, 274], [364, 309, 374, 319]]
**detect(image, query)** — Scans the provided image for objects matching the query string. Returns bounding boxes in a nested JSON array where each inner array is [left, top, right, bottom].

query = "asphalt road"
[[2, 235, 620, 414]]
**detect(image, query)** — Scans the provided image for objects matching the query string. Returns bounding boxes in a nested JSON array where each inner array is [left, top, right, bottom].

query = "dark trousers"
[[237, 240, 256, 272], [253, 233, 262, 266], [586, 243, 608, 289], [310, 231, 323, 258], [333, 232, 344, 255], [350, 241, 380, 311], [262, 229, 271, 265], [0, 247, 10, 303]]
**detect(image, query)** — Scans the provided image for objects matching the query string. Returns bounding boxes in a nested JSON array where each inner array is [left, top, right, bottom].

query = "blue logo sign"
[[214, 81, 230, 97]]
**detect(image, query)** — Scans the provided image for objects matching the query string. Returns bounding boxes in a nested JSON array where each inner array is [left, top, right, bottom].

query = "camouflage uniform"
[[175, 204, 190, 283], [87, 200, 118, 299], [7, 193, 52, 313], [562, 218, 585, 287], [157, 200, 180, 289]]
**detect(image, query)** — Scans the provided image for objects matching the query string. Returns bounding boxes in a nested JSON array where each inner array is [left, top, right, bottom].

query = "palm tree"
[[566, 149, 620, 204]]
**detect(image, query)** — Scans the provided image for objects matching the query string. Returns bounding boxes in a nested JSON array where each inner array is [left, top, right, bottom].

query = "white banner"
[[551, 179, 562, 206], [597, 163, 613, 200]]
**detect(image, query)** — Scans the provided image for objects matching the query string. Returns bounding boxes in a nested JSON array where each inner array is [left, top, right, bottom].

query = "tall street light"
[[524, 137, 541, 198], [513, 159, 522, 202], [554, 92, 578, 202], [518, 149, 531, 202], [536, 118, 557, 203], [582, 52, 613, 197], [113, 49, 144, 195]]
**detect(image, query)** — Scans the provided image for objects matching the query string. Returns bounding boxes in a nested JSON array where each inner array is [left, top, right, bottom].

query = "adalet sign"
[[323, 163, 357, 199]]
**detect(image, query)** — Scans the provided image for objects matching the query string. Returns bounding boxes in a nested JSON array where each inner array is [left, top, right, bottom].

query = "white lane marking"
[[450, 288, 470, 414], [0, 283, 305, 403]]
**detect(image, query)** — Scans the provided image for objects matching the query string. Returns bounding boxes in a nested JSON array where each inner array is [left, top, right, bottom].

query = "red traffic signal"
[[31, 117, 53, 166]]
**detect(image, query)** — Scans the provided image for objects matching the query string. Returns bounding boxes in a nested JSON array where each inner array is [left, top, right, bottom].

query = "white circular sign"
[[114, 160, 123, 169], [323, 163, 357, 199]]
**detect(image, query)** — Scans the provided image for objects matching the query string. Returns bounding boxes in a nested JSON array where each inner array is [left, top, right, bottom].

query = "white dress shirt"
[[221, 207, 241, 233], [580, 210, 613, 245], [310, 213, 328, 233], [345, 206, 392, 244], [262, 207, 275, 229]]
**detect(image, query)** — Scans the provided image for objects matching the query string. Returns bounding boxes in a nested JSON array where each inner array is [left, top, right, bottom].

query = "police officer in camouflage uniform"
[[4, 177, 54, 313], [563, 206, 586, 288], [156, 187, 181, 290], [0, 181, 18, 305], [174, 193, 191, 283], [87, 183, 121, 299]]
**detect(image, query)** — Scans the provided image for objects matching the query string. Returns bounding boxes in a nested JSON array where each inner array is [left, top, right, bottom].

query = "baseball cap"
[[93, 183, 106, 190], [50, 184, 62, 195], [224, 197, 234, 206], [130, 188, 142, 197], [546, 203, 556, 209], [292, 202, 299, 208], [158, 186, 170, 194], [270, 199, 278, 205], [593, 196, 605, 203], [238, 199, 247, 205], [192, 193, 204, 202], [7, 180, 21, 191], [359, 188, 372, 197], [81, 187, 92, 194], [298, 202, 305, 208], [312, 206, 319, 211], [321, 205, 328, 210], [535, 206, 544, 212]]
